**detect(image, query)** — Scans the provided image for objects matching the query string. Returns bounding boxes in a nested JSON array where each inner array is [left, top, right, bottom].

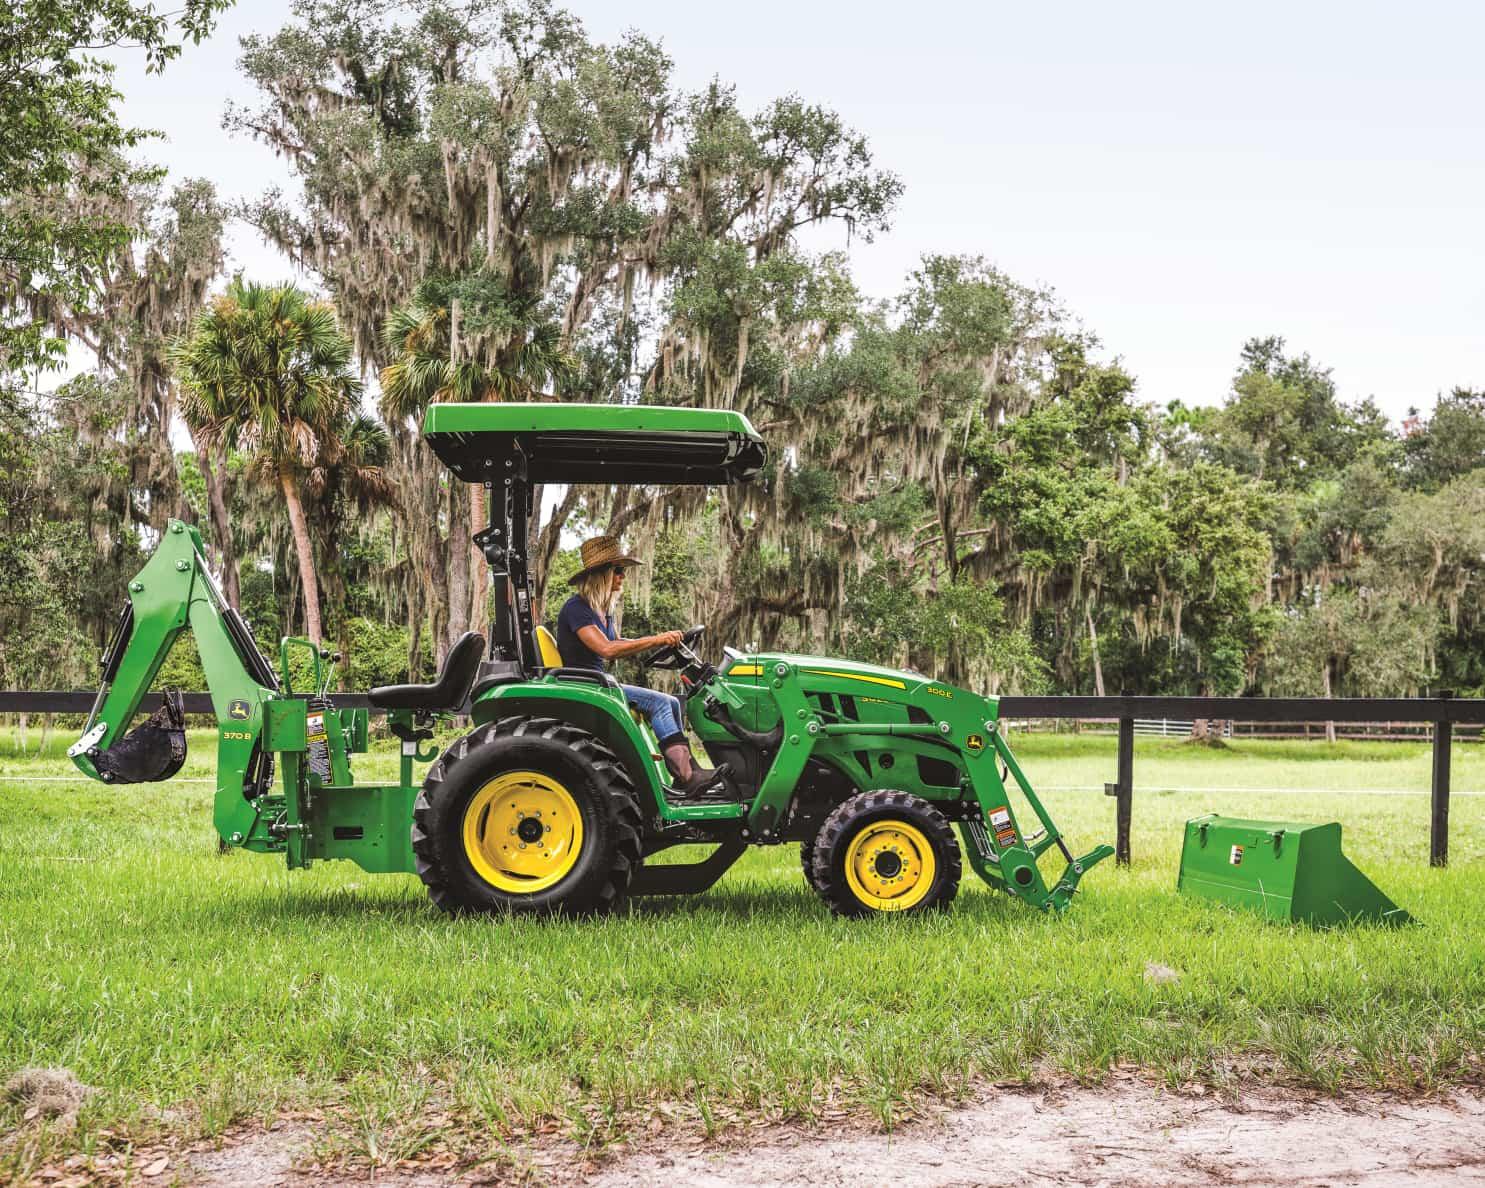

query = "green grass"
[[1, 730, 1481, 1175]]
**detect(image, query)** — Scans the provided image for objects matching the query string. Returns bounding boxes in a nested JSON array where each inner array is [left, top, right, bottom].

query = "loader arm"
[[70, 520, 282, 847]]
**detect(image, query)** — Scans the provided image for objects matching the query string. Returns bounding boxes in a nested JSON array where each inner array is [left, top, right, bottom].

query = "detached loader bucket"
[[1177, 814, 1413, 927]]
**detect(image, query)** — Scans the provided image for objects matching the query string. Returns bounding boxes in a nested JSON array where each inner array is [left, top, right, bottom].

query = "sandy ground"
[[587, 1083, 1485, 1187], [168, 1083, 1485, 1187]]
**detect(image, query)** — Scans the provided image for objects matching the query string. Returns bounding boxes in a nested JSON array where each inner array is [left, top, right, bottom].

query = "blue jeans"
[[622, 684, 685, 746]]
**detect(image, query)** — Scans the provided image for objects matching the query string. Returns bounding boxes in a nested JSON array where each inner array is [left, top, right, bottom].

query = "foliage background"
[[2, 0, 1482, 706]]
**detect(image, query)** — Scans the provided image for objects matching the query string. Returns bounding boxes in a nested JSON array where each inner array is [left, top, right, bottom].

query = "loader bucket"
[[1177, 814, 1413, 927]]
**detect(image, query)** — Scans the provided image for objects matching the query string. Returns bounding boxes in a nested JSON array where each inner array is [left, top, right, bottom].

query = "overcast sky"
[[107, 0, 1484, 421]]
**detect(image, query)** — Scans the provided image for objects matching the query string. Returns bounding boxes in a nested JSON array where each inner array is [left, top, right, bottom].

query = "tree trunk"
[[407, 578, 424, 682], [533, 484, 582, 621], [1323, 657, 1336, 744], [279, 467, 324, 642], [1086, 604, 1105, 697], [196, 438, 240, 607], [399, 437, 448, 672]]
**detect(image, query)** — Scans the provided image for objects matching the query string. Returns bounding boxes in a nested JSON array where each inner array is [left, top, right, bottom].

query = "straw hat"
[[568, 534, 644, 586]]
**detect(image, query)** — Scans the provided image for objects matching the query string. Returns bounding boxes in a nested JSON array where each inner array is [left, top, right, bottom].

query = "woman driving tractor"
[[556, 534, 728, 797]]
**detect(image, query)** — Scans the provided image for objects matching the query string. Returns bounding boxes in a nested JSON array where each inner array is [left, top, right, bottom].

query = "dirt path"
[[164, 1083, 1485, 1186], [587, 1084, 1485, 1188]]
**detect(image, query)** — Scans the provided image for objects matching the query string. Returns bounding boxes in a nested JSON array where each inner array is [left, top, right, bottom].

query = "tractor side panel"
[[693, 660, 977, 837], [792, 668, 970, 804]]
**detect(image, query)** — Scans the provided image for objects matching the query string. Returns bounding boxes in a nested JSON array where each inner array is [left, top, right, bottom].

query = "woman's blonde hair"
[[578, 566, 618, 617]]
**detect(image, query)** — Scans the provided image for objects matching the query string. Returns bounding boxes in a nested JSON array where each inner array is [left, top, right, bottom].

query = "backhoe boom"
[[70, 521, 280, 846]]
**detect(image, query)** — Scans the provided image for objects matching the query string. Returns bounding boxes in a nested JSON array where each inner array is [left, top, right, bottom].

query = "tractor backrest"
[[535, 625, 562, 668]]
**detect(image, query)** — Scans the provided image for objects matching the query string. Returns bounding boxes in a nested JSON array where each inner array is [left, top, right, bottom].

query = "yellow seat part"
[[535, 624, 562, 668]]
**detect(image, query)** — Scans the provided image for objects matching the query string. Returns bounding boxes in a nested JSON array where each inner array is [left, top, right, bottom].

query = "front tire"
[[810, 790, 961, 917], [411, 715, 642, 916], [800, 837, 826, 894]]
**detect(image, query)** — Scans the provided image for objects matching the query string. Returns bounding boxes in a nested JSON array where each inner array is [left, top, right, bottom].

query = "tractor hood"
[[732, 652, 999, 718], [423, 402, 767, 486]]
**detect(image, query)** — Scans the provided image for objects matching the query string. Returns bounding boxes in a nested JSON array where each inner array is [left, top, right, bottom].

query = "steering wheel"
[[643, 624, 706, 671]]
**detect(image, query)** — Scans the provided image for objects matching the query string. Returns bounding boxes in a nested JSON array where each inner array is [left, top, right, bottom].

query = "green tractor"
[[70, 402, 1112, 917]]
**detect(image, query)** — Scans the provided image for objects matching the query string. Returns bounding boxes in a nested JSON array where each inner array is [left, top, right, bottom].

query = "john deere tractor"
[[71, 403, 1112, 916]]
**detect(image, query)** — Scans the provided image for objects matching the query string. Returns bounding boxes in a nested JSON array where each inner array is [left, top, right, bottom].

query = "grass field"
[[2, 729, 1481, 1177]]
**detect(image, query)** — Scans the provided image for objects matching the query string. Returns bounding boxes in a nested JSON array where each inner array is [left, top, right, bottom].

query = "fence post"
[[1116, 717, 1133, 866], [1431, 718, 1451, 868]]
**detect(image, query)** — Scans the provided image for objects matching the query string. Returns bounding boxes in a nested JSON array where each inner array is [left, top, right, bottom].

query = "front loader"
[[71, 402, 1113, 917]]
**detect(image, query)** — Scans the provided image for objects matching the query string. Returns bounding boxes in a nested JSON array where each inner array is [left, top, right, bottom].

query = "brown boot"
[[674, 762, 733, 800]]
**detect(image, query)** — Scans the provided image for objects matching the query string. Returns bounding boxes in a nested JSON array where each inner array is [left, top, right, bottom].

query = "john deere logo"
[[966, 733, 985, 752], [228, 700, 250, 720]]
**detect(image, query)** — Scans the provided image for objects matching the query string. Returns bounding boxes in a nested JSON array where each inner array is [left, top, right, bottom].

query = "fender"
[[472, 674, 672, 817]]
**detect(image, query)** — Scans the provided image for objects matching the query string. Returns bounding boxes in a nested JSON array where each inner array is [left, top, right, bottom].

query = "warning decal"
[[1230, 845, 1244, 866], [989, 805, 1018, 849], [307, 712, 327, 743]]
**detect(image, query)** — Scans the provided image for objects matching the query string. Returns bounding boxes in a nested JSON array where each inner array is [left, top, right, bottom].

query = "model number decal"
[[221, 730, 254, 741]]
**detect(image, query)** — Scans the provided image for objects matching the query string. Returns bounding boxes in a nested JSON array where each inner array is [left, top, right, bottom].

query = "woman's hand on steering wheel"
[[642, 624, 705, 670]]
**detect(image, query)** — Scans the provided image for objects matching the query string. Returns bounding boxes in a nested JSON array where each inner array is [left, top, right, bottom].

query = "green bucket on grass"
[[1177, 814, 1413, 927]]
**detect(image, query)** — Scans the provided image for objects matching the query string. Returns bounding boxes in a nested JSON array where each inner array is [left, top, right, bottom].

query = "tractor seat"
[[369, 632, 486, 712]]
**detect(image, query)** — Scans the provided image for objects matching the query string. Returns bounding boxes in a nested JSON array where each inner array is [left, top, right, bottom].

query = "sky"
[[104, 0, 1485, 421]]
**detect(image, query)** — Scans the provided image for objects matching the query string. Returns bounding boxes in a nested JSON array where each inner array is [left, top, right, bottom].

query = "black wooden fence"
[[5, 691, 1482, 869], [997, 696, 1485, 868]]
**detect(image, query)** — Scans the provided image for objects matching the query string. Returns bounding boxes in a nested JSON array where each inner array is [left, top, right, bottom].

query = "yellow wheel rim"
[[843, 819, 937, 912], [462, 771, 584, 894]]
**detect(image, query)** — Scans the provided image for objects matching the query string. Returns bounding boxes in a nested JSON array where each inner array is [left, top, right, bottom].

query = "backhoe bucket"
[[89, 691, 188, 785], [1177, 814, 1412, 927]]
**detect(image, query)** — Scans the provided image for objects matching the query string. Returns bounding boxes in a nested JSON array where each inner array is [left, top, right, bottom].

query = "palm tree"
[[380, 286, 576, 647], [172, 280, 360, 643], [380, 298, 575, 410], [305, 413, 396, 674]]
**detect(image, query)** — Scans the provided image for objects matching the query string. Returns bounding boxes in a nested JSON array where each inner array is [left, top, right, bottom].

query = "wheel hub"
[[842, 819, 936, 912], [462, 771, 583, 893]]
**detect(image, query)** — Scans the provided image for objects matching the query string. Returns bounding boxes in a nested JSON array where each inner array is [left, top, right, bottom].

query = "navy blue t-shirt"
[[556, 594, 616, 671]]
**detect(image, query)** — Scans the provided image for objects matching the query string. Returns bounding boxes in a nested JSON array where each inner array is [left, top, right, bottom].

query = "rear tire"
[[412, 715, 642, 916], [810, 790, 961, 918]]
